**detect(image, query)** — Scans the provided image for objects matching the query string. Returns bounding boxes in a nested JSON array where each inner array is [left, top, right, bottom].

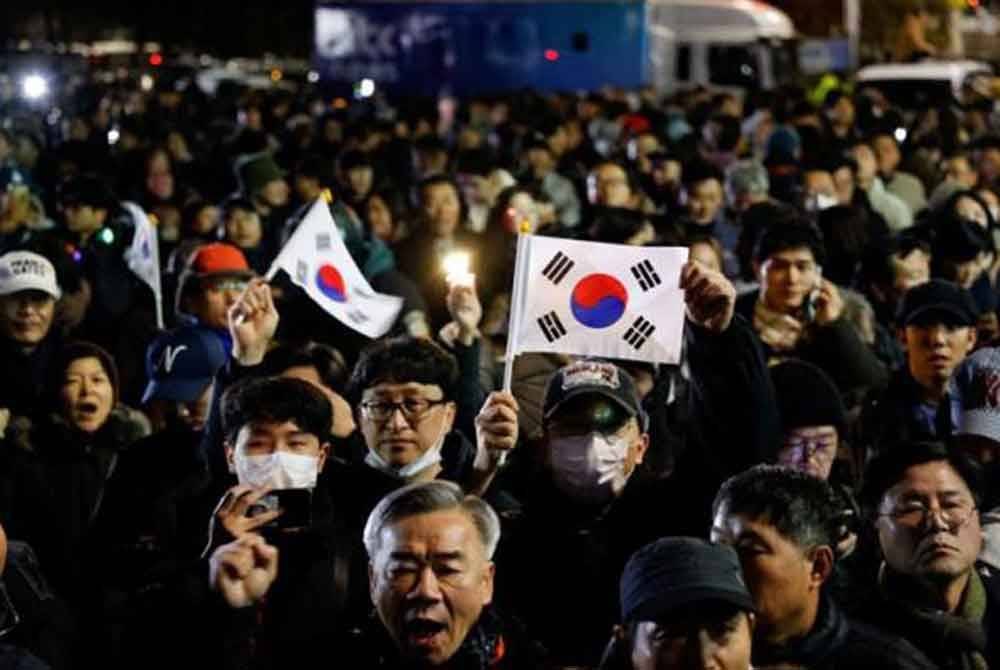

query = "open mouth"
[[404, 618, 447, 647], [75, 401, 100, 417]]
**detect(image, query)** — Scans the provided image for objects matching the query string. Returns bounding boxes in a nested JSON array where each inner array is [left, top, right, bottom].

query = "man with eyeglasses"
[[710, 465, 936, 670], [859, 441, 999, 668], [175, 242, 256, 357], [343, 335, 518, 520]]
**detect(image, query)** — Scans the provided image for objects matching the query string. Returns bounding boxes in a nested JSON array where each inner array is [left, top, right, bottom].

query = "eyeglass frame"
[[359, 397, 449, 424], [877, 500, 979, 532]]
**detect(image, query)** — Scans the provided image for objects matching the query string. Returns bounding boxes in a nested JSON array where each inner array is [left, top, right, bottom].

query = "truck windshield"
[[708, 44, 758, 87]]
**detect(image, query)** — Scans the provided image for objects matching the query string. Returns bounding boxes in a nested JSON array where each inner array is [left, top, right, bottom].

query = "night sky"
[[2, 2, 316, 58]]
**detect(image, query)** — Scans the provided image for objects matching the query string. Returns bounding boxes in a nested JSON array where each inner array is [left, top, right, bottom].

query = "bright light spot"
[[356, 78, 375, 98], [149, 52, 163, 67], [107, 128, 121, 145], [270, 68, 283, 82], [442, 251, 471, 283], [140, 74, 154, 91], [21, 74, 49, 100], [307, 70, 320, 83], [544, 49, 560, 62], [894, 127, 908, 143]]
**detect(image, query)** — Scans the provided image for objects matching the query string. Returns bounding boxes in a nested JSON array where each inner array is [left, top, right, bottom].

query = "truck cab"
[[646, 0, 797, 92]]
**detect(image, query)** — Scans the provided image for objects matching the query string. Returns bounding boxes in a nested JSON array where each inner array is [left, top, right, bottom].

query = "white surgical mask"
[[365, 424, 447, 480], [805, 192, 838, 212], [234, 450, 319, 489], [549, 432, 632, 505]]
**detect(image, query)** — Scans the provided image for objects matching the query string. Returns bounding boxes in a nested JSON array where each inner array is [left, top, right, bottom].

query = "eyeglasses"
[[360, 397, 447, 423], [880, 501, 978, 531], [781, 434, 837, 460], [203, 277, 248, 293]]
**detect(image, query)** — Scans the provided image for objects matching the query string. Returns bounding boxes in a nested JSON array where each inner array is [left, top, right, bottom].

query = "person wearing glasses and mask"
[[340, 335, 518, 528], [859, 441, 999, 669]]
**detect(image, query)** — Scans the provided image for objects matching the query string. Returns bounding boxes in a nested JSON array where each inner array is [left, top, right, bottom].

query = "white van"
[[646, 0, 797, 92], [856, 60, 993, 109]]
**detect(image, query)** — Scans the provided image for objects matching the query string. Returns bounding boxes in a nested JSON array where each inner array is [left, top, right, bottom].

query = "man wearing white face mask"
[[503, 261, 782, 668], [205, 375, 373, 670]]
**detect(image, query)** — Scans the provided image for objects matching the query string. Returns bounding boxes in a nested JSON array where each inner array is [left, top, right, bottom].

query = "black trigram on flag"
[[537, 311, 568, 343], [631, 259, 662, 291], [541, 251, 575, 285], [623, 316, 656, 350]]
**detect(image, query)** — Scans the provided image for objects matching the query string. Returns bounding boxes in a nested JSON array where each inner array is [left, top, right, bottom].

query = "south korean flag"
[[508, 236, 689, 365]]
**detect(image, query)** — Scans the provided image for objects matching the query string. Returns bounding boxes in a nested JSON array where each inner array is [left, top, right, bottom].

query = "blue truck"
[[313, 0, 798, 97]]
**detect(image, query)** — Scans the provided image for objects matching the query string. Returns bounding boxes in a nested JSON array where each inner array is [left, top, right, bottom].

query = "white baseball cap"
[[0, 251, 62, 300]]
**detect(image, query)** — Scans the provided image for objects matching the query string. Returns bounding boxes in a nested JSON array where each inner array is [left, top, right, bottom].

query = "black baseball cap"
[[542, 360, 646, 429], [897, 279, 979, 327], [620, 537, 756, 623]]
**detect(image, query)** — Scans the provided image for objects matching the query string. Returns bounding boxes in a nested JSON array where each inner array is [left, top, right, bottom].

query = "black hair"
[[346, 336, 459, 404], [860, 230, 931, 288], [860, 441, 984, 512], [49, 341, 120, 409], [221, 196, 256, 219], [263, 341, 349, 394], [713, 464, 843, 551], [221, 376, 332, 444], [754, 218, 827, 267], [363, 186, 410, 230], [681, 157, 724, 189], [294, 153, 334, 186], [817, 205, 880, 286]]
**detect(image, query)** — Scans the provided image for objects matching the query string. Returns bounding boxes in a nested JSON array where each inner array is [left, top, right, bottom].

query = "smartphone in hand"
[[251, 489, 313, 532]]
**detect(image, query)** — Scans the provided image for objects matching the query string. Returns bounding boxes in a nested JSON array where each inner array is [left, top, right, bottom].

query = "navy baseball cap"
[[142, 326, 227, 404]]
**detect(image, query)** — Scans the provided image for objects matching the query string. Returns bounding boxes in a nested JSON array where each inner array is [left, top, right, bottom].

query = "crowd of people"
[[0, 61, 1000, 669]]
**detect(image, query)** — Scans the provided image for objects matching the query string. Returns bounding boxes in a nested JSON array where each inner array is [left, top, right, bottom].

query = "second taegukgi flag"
[[507, 236, 689, 365], [267, 198, 403, 339]]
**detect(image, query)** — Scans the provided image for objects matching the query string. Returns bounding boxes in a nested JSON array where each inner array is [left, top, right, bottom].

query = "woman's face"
[[60, 356, 114, 434], [191, 205, 220, 236], [366, 195, 395, 242]]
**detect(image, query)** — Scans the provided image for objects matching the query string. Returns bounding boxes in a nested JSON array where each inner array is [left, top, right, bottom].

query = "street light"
[[20, 73, 49, 101]]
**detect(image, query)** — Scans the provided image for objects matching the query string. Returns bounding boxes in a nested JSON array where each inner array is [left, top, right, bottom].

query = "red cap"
[[190, 243, 253, 277]]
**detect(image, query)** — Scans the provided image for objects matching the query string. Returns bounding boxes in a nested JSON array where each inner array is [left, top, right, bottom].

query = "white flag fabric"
[[121, 201, 163, 329], [508, 236, 688, 365], [268, 198, 403, 339]]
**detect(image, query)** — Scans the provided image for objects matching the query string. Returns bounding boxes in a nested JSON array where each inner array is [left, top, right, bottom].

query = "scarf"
[[879, 564, 989, 670], [753, 298, 804, 353]]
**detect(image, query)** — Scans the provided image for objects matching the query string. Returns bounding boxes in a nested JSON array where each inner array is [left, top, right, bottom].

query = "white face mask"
[[234, 450, 319, 490], [805, 192, 838, 212], [549, 432, 632, 505], [364, 424, 447, 480]]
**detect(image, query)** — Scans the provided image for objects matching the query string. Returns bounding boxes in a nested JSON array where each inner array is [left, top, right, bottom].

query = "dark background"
[[1, 1, 316, 57]]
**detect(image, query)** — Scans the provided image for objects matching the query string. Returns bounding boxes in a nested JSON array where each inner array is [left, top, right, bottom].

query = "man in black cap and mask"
[[860, 279, 979, 456], [500, 261, 779, 667]]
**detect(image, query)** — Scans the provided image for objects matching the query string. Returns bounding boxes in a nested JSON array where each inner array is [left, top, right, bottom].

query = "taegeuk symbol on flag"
[[267, 198, 403, 339], [508, 236, 688, 364]]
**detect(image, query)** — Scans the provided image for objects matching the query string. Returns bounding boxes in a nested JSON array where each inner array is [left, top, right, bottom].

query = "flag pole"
[[502, 230, 530, 393]]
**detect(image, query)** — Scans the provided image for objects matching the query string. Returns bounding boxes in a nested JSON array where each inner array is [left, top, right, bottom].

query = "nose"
[[386, 405, 409, 431], [927, 325, 949, 345], [686, 630, 722, 670], [223, 289, 242, 306], [409, 565, 443, 602], [924, 505, 951, 531]]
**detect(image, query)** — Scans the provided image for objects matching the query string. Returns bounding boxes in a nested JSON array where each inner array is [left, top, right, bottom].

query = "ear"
[[481, 561, 495, 606], [809, 545, 835, 589], [442, 401, 457, 435], [317, 441, 331, 473], [632, 432, 650, 465], [368, 561, 378, 602], [966, 327, 978, 353], [224, 441, 236, 474]]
